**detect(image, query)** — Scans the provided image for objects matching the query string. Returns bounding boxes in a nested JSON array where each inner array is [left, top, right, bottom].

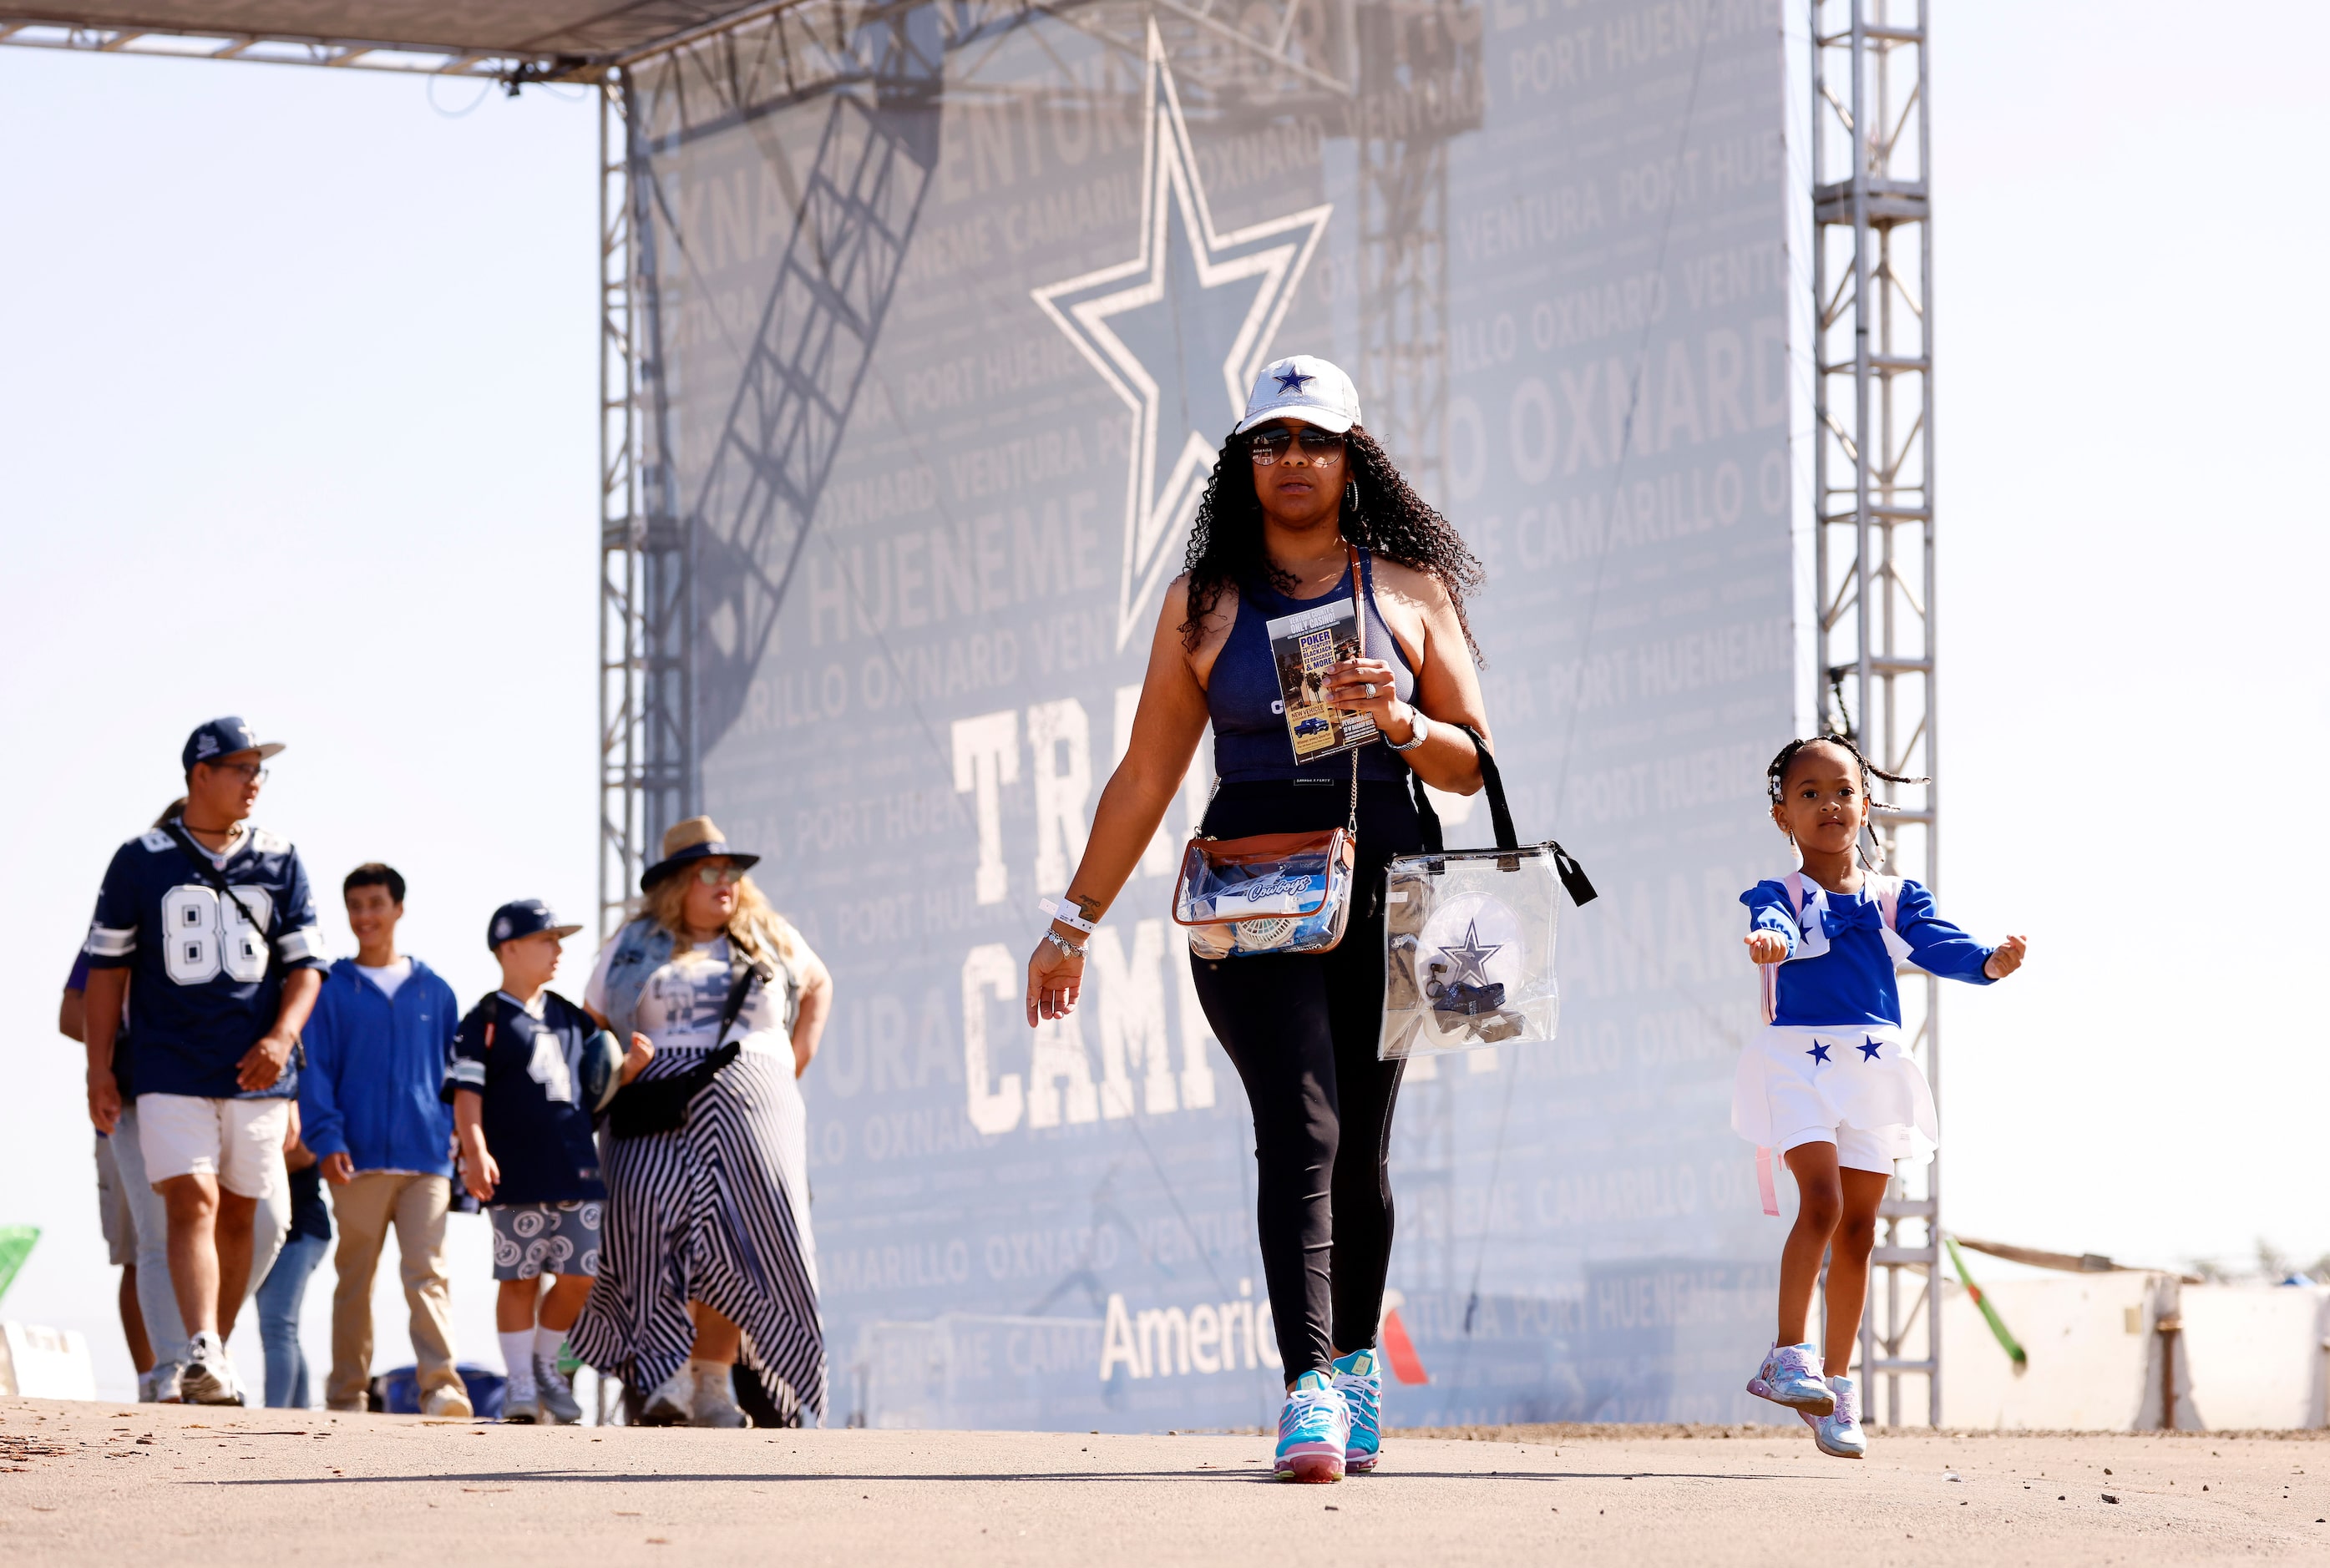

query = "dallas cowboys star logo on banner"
[[1031, 22, 1333, 649]]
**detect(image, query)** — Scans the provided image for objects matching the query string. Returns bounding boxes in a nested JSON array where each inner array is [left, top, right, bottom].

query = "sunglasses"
[[1249, 427, 1345, 466], [694, 865, 744, 886]]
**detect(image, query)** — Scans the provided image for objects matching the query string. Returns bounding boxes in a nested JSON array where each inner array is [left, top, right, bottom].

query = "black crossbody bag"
[[164, 821, 306, 1078], [606, 960, 759, 1140]]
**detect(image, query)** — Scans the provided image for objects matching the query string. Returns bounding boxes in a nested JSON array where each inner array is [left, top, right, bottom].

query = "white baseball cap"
[[1234, 355, 1363, 436]]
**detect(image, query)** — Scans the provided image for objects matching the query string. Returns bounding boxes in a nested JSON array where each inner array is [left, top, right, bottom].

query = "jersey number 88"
[[161, 884, 274, 986]]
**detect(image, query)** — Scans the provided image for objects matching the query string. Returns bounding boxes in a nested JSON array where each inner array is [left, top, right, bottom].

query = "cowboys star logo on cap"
[[1273, 367, 1315, 395]]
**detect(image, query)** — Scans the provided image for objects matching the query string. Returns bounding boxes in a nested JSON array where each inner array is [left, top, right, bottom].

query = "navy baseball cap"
[[487, 899, 584, 951], [183, 716, 286, 772]]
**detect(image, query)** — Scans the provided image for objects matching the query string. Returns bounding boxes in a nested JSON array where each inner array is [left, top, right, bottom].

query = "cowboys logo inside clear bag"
[[1379, 728, 1596, 1060]]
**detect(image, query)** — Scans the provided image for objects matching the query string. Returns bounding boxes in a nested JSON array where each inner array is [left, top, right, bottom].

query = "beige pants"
[[325, 1172, 458, 1410]]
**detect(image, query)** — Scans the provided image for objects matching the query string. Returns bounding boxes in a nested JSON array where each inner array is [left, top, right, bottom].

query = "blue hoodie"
[[298, 957, 458, 1176]]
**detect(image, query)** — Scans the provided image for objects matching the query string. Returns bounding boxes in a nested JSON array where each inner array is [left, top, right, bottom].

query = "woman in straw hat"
[[569, 816, 833, 1426]]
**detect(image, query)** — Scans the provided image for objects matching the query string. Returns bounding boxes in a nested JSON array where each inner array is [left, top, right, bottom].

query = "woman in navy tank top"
[[1022, 355, 1497, 1480]]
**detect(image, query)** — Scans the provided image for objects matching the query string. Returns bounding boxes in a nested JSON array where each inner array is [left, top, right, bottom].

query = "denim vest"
[[595, 916, 797, 1044]]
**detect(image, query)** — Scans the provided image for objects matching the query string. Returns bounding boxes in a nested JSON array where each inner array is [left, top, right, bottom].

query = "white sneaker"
[[179, 1334, 242, 1406], [1807, 1375, 1867, 1459], [640, 1367, 694, 1426], [534, 1357, 582, 1425], [422, 1384, 474, 1419], [690, 1360, 749, 1429]]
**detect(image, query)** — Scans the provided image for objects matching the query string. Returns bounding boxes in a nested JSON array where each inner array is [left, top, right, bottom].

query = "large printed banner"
[[634, 0, 1794, 1429]]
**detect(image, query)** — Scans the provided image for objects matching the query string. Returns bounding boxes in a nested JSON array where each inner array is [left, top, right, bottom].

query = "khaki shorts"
[[94, 1133, 137, 1267], [135, 1094, 290, 1200]]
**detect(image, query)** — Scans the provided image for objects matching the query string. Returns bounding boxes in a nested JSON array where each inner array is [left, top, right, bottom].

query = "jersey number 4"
[[161, 884, 274, 985]]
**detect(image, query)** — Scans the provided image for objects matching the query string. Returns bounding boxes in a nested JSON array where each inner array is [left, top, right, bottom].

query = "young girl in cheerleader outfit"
[[1735, 736, 2027, 1457]]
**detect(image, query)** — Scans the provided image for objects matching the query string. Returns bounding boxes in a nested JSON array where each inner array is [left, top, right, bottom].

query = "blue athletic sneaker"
[[1746, 1342, 1834, 1415], [1274, 1370, 1350, 1484], [1330, 1348, 1381, 1473]]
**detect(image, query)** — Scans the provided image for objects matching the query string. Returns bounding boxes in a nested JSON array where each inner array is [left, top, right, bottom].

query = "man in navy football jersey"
[[82, 717, 327, 1405]]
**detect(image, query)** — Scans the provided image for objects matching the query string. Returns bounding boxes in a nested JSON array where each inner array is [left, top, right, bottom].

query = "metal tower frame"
[[1811, 0, 1938, 1427]]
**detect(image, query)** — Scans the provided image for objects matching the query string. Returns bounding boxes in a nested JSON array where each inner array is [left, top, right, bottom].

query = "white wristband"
[[1039, 898, 1096, 933]]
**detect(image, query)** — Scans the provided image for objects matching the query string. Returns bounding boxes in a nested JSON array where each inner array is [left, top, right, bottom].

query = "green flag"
[[1945, 1233, 2028, 1376], [0, 1227, 38, 1306]]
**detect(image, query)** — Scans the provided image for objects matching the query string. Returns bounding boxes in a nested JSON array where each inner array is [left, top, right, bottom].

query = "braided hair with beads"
[[1766, 735, 1927, 870], [1178, 424, 1485, 658]]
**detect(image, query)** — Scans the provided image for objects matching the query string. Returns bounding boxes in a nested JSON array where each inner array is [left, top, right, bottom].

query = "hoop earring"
[[1344, 480, 1359, 516]]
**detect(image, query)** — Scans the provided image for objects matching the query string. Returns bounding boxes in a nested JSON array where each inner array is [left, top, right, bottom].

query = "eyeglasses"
[[206, 762, 269, 783], [1249, 427, 1345, 467], [695, 865, 744, 886]]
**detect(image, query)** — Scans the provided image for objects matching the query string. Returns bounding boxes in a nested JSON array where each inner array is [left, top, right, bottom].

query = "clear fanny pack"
[[1173, 822, 1357, 959]]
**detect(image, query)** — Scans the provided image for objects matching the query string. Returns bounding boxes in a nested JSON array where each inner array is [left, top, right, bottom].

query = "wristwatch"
[[1385, 708, 1431, 752], [1041, 929, 1086, 960]]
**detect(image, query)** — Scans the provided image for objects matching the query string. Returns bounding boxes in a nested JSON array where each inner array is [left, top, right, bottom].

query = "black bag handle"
[[1404, 726, 1598, 906]]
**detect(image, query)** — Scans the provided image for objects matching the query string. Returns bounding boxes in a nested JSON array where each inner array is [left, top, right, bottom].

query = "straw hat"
[[641, 815, 762, 891]]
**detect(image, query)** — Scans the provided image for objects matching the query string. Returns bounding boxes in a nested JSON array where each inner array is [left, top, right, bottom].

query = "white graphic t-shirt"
[[586, 935, 791, 1055]]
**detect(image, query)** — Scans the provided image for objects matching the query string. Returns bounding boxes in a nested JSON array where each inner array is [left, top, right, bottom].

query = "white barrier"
[[1938, 1277, 2330, 1430], [0, 1322, 97, 1401]]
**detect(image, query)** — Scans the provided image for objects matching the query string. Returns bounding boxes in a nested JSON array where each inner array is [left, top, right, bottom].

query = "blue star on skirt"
[[1806, 1042, 1831, 1064], [1857, 1038, 1883, 1061]]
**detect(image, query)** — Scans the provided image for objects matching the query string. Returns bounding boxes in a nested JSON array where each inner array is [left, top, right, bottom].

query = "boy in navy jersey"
[[448, 901, 649, 1424], [83, 718, 327, 1405]]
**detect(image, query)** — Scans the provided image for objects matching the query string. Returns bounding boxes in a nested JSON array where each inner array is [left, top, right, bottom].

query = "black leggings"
[[1188, 779, 1422, 1378]]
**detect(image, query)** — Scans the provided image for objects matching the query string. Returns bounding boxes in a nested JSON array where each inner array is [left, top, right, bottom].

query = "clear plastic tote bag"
[[1379, 726, 1598, 1060]]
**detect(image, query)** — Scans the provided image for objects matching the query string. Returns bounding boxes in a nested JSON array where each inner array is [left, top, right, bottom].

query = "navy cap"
[[183, 716, 286, 772], [487, 899, 585, 951]]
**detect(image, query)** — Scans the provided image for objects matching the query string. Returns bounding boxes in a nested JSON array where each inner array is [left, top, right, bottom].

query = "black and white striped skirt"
[[570, 1036, 824, 1420]]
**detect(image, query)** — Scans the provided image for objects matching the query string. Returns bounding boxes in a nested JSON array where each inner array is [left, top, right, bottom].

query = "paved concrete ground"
[[2, 1399, 2323, 1566]]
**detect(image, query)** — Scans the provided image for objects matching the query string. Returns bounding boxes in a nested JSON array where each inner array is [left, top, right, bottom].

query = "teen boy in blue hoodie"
[[298, 863, 469, 1417]]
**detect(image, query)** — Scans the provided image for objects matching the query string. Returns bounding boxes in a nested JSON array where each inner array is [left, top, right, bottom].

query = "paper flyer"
[[1264, 596, 1379, 761]]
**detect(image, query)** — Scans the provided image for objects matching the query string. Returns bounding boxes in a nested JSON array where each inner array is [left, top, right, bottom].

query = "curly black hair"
[[1178, 424, 1484, 657], [1766, 733, 1927, 869], [1765, 733, 1925, 807]]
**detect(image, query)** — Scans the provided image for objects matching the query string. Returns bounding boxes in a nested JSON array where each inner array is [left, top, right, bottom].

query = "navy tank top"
[[1208, 549, 1417, 784]]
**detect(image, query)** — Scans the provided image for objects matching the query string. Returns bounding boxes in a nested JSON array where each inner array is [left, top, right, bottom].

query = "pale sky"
[[3, 3, 2323, 1404]]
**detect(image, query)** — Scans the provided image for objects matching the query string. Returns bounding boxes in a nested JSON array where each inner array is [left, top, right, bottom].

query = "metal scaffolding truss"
[[0, 16, 565, 75], [1810, 0, 1939, 1427]]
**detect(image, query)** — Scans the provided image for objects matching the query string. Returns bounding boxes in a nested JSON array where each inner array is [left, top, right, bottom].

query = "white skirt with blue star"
[[1732, 1023, 1937, 1164]]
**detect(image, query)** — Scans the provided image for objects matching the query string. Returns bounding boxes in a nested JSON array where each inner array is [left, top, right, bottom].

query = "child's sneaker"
[[1274, 1370, 1350, 1484], [502, 1391, 540, 1425], [1808, 1375, 1867, 1459], [640, 1366, 694, 1426], [1745, 1342, 1834, 1415], [1330, 1348, 1382, 1474], [179, 1333, 242, 1406], [690, 1360, 750, 1429], [422, 1384, 474, 1419], [535, 1356, 583, 1424]]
